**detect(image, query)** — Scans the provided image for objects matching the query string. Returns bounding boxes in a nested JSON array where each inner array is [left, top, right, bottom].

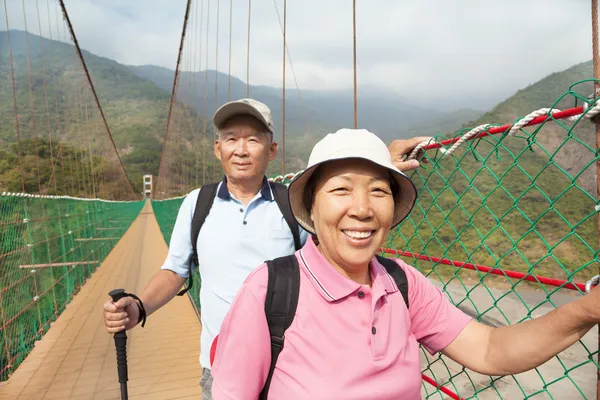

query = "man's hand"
[[103, 296, 140, 333], [388, 136, 432, 171]]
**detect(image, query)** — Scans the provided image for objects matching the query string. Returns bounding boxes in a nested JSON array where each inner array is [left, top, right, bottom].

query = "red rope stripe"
[[418, 106, 586, 153], [380, 247, 589, 292]]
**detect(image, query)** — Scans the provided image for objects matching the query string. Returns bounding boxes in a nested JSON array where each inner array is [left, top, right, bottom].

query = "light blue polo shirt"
[[160, 177, 309, 369]]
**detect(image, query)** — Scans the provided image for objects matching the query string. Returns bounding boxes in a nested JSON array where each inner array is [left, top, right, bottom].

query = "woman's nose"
[[348, 192, 373, 219]]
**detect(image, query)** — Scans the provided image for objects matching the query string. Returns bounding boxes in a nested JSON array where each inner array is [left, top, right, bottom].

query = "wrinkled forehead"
[[218, 115, 272, 139]]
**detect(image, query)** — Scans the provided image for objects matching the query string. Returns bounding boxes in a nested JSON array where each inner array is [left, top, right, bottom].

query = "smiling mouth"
[[342, 230, 375, 240]]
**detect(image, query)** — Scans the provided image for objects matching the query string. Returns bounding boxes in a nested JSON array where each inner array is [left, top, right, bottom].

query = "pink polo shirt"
[[211, 237, 471, 399]]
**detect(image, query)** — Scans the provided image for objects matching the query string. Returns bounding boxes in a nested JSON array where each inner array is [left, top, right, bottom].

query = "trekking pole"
[[109, 289, 129, 400]]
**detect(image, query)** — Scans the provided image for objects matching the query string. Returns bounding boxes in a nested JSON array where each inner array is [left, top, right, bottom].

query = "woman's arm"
[[441, 290, 598, 376], [211, 266, 272, 399]]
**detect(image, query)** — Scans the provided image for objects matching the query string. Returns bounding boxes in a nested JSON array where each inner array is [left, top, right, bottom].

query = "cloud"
[[3, 0, 595, 111]]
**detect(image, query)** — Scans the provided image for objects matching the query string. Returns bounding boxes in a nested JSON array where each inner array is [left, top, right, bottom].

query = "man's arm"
[[104, 189, 199, 333], [441, 291, 598, 376], [137, 270, 187, 317]]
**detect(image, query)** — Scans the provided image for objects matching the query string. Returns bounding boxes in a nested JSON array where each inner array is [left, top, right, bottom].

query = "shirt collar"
[[216, 176, 273, 201], [298, 236, 398, 302]]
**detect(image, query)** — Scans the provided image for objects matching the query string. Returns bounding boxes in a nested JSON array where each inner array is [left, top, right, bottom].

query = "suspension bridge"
[[2, 0, 600, 399]]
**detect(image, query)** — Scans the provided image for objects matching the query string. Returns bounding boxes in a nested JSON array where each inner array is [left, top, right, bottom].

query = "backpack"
[[208, 253, 410, 399], [176, 181, 303, 296]]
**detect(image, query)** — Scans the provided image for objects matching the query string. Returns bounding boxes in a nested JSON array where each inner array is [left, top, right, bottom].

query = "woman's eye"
[[373, 187, 390, 194]]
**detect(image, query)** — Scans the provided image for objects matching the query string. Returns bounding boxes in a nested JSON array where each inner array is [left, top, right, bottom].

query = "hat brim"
[[213, 102, 274, 133], [288, 156, 417, 235]]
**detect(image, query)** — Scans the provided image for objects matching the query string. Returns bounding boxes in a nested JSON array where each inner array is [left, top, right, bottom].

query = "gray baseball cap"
[[213, 98, 274, 133]]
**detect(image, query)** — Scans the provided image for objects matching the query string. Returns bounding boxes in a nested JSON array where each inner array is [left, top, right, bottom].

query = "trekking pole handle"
[[109, 288, 126, 304], [108, 288, 129, 400]]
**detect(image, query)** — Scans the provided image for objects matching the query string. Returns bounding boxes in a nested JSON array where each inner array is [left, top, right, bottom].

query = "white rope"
[[442, 124, 491, 158], [268, 170, 304, 186], [407, 138, 442, 160], [0, 191, 141, 203], [152, 194, 187, 202], [405, 100, 600, 161]]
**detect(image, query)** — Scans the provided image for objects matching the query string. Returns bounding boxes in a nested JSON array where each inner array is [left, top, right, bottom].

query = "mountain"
[[126, 64, 449, 143], [2, 29, 471, 195], [399, 108, 484, 139], [127, 64, 485, 178], [0, 29, 176, 194], [463, 60, 596, 194]]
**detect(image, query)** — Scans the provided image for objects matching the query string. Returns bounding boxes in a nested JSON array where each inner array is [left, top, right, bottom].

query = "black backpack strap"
[[270, 181, 302, 251], [177, 182, 219, 296], [258, 255, 301, 400], [375, 255, 409, 309]]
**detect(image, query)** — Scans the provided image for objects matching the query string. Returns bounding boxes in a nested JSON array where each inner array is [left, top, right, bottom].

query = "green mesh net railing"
[[0, 193, 143, 381], [152, 82, 600, 399]]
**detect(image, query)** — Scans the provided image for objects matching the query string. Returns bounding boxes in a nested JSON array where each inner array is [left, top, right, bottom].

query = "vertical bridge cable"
[[48, 0, 72, 195], [189, 0, 198, 190], [281, 0, 286, 175], [196, 0, 205, 188], [352, 0, 357, 129], [228, 0, 233, 101], [3, 0, 26, 192], [203, 0, 211, 185], [591, 0, 600, 398], [271, 0, 311, 143], [22, 0, 42, 193], [58, 0, 137, 199], [36, 0, 57, 194], [214, 0, 220, 181], [157, 0, 193, 196], [246, 0, 251, 97]]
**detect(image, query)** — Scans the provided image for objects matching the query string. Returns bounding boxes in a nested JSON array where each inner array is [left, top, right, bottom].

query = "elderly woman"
[[210, 128, 600, 399]]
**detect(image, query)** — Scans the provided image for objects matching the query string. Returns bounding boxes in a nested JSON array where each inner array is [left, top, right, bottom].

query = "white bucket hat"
[[288, 128, 417, 235], [213, 98, 275, 134]]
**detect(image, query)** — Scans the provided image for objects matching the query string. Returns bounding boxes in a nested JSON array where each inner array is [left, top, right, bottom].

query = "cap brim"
[[213, 102, 273, 133], [288, 157, 417, 235]]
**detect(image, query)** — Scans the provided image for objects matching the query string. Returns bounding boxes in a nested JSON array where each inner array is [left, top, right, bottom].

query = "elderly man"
[[103, 98, 428, 399]]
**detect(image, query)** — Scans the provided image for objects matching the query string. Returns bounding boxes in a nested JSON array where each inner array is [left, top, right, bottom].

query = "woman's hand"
[[388, 136, 432, 171]]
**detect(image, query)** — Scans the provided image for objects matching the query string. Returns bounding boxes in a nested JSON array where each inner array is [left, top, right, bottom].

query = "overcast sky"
[[3, 0, 596, 111]]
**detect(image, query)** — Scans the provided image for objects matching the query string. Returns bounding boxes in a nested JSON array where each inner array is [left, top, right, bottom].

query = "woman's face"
[[310, 158, 395, 274]]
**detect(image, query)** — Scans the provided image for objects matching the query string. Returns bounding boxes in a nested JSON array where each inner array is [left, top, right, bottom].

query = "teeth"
[[343, 230, 372, 239]]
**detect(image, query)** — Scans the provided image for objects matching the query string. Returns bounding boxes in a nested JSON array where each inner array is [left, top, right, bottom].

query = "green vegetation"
[[0, 138, 132, 200], [0, 30, 172, 194]]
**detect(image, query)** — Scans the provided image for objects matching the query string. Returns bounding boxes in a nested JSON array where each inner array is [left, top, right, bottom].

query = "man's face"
[[214, 115, 278, 182]]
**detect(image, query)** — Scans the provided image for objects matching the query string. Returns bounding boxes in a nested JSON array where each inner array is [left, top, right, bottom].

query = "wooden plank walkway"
[[0, 201, 202, 399]]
